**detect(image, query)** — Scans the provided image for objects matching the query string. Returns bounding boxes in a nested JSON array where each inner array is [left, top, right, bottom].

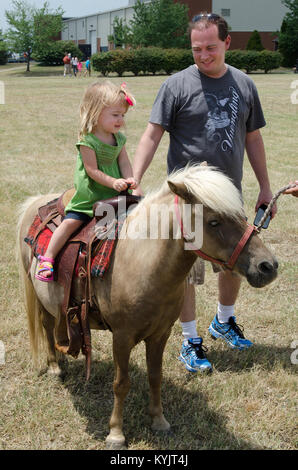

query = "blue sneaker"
[[208, 315, 253, 350], [179, 337, 212, 373]]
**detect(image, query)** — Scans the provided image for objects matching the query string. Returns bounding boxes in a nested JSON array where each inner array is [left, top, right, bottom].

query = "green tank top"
[[65, 132, 126, 218]]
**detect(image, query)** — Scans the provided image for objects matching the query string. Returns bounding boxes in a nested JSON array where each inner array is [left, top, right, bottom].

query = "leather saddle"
[[31, 188, 141, 379]]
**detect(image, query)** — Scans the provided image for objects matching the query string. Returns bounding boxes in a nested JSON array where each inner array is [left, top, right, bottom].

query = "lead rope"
[[256, 183, 297, 230]]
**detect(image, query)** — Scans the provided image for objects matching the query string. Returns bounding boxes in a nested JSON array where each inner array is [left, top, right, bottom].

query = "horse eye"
[[209, 220, 220, 227]]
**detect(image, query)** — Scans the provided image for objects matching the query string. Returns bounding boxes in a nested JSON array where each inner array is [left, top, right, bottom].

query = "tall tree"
[[129, 0, 189, 48], [278, 0, 298, 66], [246, 30, 264, 51], [5, 0, 64, 71], [111, 17, 132, 48]]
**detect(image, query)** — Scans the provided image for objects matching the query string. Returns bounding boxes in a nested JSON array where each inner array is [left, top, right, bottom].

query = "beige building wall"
[[212, 0, 288, 31], [62, 6, 135, 52]]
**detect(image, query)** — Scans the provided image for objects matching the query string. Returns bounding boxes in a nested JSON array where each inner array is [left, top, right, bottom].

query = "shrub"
[[246, 30, 264, 51], [240, 50, 260, 73], [135, 47, 165, 75], [256, 50, 282, 73], [162, 48, 192, 74], [108, 49, 132, 77], [33, 40, 83, 65], [92, 51, 113, 76], [225, 50, 246, 69], [0, 42, 8, 65], [91, 48, 283, 76]]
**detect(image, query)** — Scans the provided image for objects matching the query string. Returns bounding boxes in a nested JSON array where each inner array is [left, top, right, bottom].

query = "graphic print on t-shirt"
[[204, 86, 240, 153]]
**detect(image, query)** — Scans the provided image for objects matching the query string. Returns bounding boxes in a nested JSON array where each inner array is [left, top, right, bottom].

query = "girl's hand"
[[125, 177, 138, 190], [113, 178, 129, 192]]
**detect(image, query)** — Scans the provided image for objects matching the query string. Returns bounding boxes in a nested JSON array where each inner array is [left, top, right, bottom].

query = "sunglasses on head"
[[192, 13, 220, 22]]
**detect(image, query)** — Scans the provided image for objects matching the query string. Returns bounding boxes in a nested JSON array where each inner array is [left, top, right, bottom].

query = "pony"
[[17, 165, 278, 449]]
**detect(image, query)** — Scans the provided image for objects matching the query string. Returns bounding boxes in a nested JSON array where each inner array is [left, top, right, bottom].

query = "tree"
[[246, 30, 264, 51], [111, 17, 132, 48], [129, 0, 190, 48], [0, 30, 9, 65], [278, 0, 298, 67], [5, 0, 64, 71]]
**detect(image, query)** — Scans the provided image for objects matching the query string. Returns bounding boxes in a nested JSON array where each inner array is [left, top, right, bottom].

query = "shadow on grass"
[[207, 342, 296, 373], [60, 339, 295, 450], [14, 70, 64, 77], [62, 357, 259, 450]]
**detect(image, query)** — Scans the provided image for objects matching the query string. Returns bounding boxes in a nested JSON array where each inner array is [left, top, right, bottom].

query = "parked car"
[[7, 53, 27, 63]]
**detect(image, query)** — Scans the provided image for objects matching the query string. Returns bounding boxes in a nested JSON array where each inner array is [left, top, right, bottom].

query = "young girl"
[[35, 81, 137, 281]]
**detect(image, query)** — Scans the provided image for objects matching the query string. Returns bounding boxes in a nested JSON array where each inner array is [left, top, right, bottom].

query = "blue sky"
[[0, 0, 129, 32]]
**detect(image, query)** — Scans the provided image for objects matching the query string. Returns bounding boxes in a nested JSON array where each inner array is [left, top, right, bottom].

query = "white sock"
[[217, 302, 235, 324], [181, 320, 198, 340]]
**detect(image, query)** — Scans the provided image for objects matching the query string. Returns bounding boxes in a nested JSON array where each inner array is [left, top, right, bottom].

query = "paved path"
[[0, 64, 27, 73]]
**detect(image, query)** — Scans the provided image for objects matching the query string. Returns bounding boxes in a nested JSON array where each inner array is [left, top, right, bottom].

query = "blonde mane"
[[142, 165, 245, 220]]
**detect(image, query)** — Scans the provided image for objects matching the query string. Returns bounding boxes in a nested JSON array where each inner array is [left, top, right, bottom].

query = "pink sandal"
[[35, 255, 55, 282]]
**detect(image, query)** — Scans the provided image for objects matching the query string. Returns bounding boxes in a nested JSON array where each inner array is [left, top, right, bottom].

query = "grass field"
[[0, 63, 297, 450]]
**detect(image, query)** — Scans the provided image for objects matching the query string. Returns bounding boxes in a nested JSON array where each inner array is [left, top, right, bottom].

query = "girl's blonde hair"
[[79, 80, 135, 139]]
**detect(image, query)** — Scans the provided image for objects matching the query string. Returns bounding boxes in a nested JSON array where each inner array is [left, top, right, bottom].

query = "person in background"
[[63, 52, 71, 77], [72, 56, 78, 77], [84, 57, 91, 77], [77, 59, 83, 77]]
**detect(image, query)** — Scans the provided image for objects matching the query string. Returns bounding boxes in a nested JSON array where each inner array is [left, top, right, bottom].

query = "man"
[[132, 13, 276, 373], [63, 52, 71, 77]]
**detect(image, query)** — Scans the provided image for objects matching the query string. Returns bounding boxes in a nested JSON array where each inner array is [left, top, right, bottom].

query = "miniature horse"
[[17, 165, 278, 448]]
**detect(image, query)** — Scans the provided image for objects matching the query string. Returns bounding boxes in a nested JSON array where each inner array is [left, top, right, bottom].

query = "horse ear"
[[168, 181, 194, 203]]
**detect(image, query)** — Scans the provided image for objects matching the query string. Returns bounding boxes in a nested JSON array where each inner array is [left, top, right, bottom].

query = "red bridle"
[[174, 195, 258, 270]]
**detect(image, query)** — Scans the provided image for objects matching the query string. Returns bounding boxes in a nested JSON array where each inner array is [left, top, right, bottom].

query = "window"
[[221, 9, 230, 17]]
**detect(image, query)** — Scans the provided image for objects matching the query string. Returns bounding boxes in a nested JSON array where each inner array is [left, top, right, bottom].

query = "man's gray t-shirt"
[[149, 64, 266, 191]]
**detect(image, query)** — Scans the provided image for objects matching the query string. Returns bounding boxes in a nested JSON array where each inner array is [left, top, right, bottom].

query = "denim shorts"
[[64, 211, 92, 223]]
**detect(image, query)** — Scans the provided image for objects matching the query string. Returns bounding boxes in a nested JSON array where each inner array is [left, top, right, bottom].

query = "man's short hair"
[[189, 12, 229, 41]]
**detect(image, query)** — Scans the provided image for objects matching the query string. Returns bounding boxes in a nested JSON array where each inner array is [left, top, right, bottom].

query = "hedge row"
[[92, 48, 283, 76]]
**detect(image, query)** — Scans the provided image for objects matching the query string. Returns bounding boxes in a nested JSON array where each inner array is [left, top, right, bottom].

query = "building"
[[61, 0, 288, 55]]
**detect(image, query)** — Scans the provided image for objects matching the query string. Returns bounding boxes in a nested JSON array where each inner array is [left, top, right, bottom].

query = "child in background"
[[84, 57, 91, 77], [35, 81, 137, 281], [77, 60, 82, 77]]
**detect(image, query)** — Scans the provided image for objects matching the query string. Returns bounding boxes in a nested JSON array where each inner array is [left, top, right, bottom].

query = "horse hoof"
[[47, 363, 63, 377], [151, 416, 171, 432], [106, 437, 127, 450]]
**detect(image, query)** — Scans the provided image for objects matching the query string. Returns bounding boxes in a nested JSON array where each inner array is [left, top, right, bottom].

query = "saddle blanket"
[[24, 215, 123, 278]]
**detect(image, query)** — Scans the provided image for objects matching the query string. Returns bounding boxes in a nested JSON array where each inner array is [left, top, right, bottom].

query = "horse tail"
[[16, 196, 46, 366]]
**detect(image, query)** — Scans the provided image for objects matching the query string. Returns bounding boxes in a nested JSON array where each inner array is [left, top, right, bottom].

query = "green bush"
[[91, 48, 283, 76], [33, 40, 83, 65], [134, 47, 165, 75], [108, 49, 132, 76], [0, 42, 8, 65], [225, 50, 246, 69], [162, 48, 192, 74], [92, 51, 113, 76], [246, 30, 264, 51], [256, 50, 283, 73], [240, 50, 260, 73], [226, 50, 281, 74]]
